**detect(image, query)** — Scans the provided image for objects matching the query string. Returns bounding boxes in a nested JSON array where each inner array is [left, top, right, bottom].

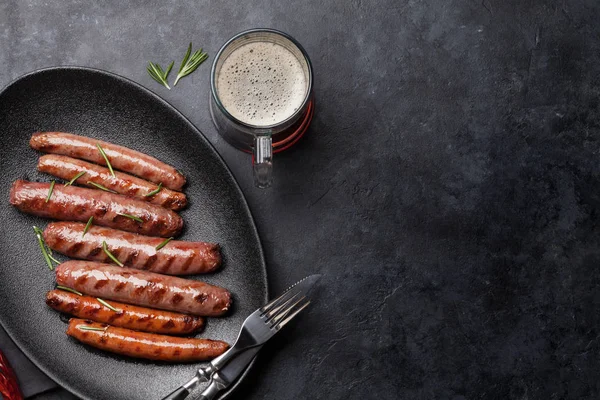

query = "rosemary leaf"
[[102, 241, 124, 267], [147, 61, 172, 90], [144, 182, 163, 197], [96, 144, 115, 177], [78, 325, 108, 332], [155, 237, 174, 251], [33, 226, 53, 256], [45, 180, 56, 203], [117, 213, 143, 223], [82, 216, 94, 237], [65, 171, 86, 186], [88, 181, 118, 193], [48, 252, 60, 264], [165, 61, 174, 78], [33, 226, 55, 270], [97, 298, 121, 313], [56, 285, 83, 296]]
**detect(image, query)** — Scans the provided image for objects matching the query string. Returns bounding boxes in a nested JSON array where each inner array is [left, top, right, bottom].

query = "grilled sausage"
[[46, 290, 205, 335], [30, 132, 186, 190], [56, 261, 232, 317], [37, 155, 187, 211], [44, 222, 221, 275], [66, 319, 228, 362], [9, 180, 183, 237]]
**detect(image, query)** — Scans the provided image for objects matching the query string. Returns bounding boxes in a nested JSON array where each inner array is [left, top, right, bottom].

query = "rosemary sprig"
[[155, 237, 174, 251], [33, 226, 59, 270], [97, 298, 121, 313], [144, 182, 163, 197], [78, 325, 108, 332], [174, 43, 208, 86], [65, 171, 86, 186], [96, 144, 115, 177], [56, 285, 83, 296], [102, 241, 123, 267], [45, 180, 56, 203], [147, 61, 174, 90], [82, 216, 94, 237], [117, 213, 143, 223], [88, 181, 117, 193]]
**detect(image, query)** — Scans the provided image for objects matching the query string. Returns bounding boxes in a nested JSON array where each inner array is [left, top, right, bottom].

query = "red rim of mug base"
[[243, 98, 314, 154]]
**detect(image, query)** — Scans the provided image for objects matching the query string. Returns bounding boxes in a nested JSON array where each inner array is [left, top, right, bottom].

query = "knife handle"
[[198, 373, 227, 400], [197, 381, 222, 400], [161, 386, 190, 400]]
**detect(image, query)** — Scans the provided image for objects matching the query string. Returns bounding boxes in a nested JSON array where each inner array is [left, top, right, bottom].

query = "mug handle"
[[253, 133, 273, 188]]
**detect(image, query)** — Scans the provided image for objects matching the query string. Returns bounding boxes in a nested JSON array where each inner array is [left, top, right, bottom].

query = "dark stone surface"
[[1, 0, 600, 399]]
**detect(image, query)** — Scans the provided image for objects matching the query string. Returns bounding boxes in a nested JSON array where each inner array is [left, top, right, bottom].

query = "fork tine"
[[274, 300, 311, 330], [260, 287, 297, 314], [269, 295, 306, 326], [264, 292, 301, 320]]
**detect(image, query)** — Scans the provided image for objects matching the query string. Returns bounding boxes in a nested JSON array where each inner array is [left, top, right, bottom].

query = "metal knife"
[[161, 274, 320, 400]]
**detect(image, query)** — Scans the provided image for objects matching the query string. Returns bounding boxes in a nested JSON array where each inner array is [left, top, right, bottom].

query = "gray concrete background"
[[1, 1, 600, 399]]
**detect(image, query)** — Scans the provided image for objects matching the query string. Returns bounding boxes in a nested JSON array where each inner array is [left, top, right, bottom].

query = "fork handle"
[[161, 386, 190, 400]]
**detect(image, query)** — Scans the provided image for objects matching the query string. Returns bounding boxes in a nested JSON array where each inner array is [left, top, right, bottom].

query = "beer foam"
[[216, 41, 308, 126]]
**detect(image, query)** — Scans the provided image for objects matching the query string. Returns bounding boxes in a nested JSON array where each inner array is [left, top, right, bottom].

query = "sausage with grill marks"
[[46, 290, 205, 335], [37, 155, 187, 211], [30, 132, 186, 190], [55, 261, 231, 317], [66, 319, 228, 362], [44, 222, 220, 275], [9, 180, 183, 237]]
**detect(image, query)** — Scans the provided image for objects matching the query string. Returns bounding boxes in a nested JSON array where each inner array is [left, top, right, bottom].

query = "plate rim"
[[0, 65, 268, 400]]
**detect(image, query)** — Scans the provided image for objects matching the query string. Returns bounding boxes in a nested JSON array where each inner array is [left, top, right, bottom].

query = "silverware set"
[[162, 274, 320, 400]]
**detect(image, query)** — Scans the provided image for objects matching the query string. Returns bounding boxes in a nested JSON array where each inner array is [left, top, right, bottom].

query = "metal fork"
[[162, 274, 319, 400]]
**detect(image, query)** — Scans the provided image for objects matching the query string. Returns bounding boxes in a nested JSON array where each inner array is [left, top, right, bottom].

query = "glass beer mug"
[[209, 29, 314, 188]]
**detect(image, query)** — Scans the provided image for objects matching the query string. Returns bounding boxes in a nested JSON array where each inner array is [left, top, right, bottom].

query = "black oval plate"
[[0, 67, 267, 400]]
